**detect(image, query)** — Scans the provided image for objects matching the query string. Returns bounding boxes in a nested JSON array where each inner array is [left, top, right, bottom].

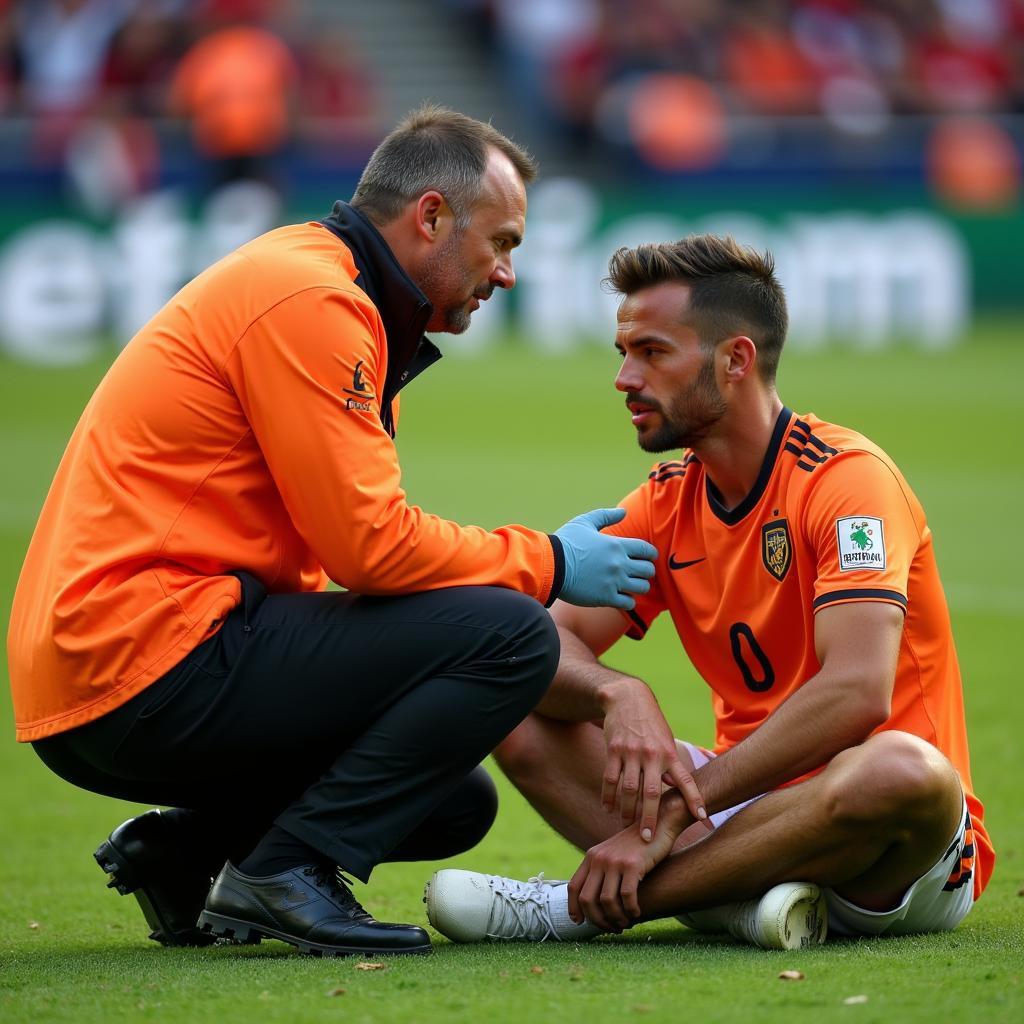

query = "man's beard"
[[635, 355, 727, 452], [418, 230, 475, 334]]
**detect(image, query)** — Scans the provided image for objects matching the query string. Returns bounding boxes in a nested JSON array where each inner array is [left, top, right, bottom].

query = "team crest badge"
[[762, 519, 792, 581]]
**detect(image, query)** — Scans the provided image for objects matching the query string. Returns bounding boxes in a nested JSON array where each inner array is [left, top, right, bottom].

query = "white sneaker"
[[677, 882, 828, 950], [424, 869, 600, 943]]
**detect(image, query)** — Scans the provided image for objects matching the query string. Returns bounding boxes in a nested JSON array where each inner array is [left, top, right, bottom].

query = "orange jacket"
[[8, 203, 561, 741]]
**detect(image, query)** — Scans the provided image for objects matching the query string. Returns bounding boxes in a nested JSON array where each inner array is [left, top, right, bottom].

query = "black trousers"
[[33, 575, 559, 882]]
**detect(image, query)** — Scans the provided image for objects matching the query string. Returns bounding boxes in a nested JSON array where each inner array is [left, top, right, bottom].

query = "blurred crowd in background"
[[0, 0, 380, 210], [475, 0, 1024, 139], [469, 0, 1024, 206], [0, 0, 1021, 210], [0, 0, 1017, 359]]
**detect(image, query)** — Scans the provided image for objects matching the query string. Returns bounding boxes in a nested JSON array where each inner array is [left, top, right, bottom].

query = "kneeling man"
[[425, 234, 993, 949]]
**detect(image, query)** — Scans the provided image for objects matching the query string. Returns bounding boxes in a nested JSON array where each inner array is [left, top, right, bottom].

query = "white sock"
[[546, 883, 602, 940]]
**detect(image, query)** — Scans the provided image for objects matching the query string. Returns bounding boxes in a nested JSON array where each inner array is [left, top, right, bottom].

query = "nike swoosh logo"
[[668, 555, 705, 571]]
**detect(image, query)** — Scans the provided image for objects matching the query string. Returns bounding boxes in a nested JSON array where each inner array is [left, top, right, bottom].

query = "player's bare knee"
[[493, 716, 544, 784], [870, 732, 961, 826], [824, 732, 959, 831]]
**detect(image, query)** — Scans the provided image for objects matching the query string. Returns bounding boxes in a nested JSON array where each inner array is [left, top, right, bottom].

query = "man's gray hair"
[[351, 104, 537, 230]]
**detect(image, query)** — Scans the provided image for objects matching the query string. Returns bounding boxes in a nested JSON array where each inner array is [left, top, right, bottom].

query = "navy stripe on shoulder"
[[785, 422, 838, 475], [807, 434, 839, 455], [650, 460, 687, 482], [798, 448, 829, 464], [812, 589, 908, 610]]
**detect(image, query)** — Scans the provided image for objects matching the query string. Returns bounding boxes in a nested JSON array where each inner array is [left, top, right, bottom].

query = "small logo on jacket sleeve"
[[836, 516, 886, 571], [343, 359, 375, 411], [351, 360, 370, 393]]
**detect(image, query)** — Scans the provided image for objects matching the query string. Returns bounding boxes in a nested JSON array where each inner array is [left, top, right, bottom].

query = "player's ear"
[[413, 191, 451, 244], [721, 335, 757, 383]]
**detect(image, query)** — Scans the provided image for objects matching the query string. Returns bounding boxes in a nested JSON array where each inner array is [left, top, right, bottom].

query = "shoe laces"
[[303, 864, 371, 920], [486, 873, 561, 941]]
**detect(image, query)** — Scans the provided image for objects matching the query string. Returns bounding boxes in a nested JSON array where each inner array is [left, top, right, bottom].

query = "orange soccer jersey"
[[8, 209, 558, 743], [610, 407, 992, 899]]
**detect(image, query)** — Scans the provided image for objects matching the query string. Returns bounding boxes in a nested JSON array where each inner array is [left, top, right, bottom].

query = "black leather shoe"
[[198, 862, 432, 956], [94, 809, 220, 947]]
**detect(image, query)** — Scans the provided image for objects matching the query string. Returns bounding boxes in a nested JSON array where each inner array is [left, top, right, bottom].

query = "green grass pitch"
[[1, 322, 1022, 1023]]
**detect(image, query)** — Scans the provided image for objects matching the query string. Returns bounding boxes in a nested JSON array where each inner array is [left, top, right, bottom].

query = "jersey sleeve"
[[801, 451, 921, 615], [222, 287, 559, 602], [603, 479, 667, 639]]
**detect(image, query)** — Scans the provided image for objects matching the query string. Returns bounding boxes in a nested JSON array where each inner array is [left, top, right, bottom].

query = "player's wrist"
[[657, 788, 693, 835], [596, 672, 649, 715]]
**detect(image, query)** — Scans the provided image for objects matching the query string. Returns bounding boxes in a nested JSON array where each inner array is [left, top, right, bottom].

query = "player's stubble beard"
[[417, 226, 490, 335], [634, 352, 727, 452]]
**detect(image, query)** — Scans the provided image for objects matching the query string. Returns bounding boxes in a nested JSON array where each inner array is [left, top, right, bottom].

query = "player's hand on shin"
[[554, 508, 657, 610], [567, 797, 683, 932], [600, 676, 708, 840]]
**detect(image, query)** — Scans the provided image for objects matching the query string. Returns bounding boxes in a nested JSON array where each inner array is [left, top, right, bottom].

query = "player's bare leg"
[[494, 714, 705, 850], [433, 726, 961, 945], [499, 720, 962, 914], [630, 731, 963, 921], [495, 713, 712, 851]]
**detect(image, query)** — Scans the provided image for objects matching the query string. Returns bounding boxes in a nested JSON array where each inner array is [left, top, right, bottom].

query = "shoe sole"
[[759, 883, 828, 950], [197, 910, 432, 957], [94, 838, 216, 948]]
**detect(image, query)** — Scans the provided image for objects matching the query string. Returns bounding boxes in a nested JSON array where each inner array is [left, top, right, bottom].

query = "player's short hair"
[[606, 234, 789, 384], [351, 104, 537, 231]]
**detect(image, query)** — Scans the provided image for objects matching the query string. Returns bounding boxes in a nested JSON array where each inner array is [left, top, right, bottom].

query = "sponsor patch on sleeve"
[[836, 516, 886, 571], [342, 358, 376, 413]]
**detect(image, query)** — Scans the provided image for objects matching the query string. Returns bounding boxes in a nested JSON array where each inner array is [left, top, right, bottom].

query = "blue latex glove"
[[554, 507, 658, 610]]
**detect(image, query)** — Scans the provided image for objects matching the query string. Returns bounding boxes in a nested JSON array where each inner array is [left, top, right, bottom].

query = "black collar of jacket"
[[321, 200, 442, 436]]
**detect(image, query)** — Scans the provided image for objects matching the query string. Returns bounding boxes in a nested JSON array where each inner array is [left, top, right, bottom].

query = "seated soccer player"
[[423, 234, 992, 949]]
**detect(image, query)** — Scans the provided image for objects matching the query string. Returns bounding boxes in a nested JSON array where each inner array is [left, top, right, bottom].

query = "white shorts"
[[679, 742, 977, 937]]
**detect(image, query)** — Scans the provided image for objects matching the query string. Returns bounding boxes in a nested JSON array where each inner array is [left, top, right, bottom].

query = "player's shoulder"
[[787, 412, 901, 476], [642, 451, 703, 498], [628, 452, 701, 533], [785, 412, 917, 514]]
